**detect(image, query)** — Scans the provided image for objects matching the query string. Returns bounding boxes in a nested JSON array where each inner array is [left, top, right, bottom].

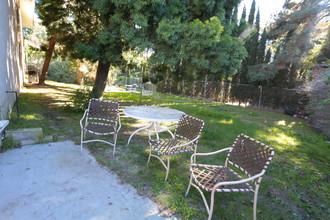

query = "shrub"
[[48, 59, 77, 84], [71, 87, 91, 112], [1, 136, 20, 152]]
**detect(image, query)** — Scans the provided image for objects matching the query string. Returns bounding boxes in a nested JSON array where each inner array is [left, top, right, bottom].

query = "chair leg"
[[185, 173, 193, 196], [113, 133, 118, 156], [208, 190, 216, 220], [80, 129, 84, 152], [253, 184, 260, 220], [164, 155, 171, 181]]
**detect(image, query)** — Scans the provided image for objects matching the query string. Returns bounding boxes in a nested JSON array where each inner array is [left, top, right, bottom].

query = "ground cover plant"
[[6, 81, 330, 219]]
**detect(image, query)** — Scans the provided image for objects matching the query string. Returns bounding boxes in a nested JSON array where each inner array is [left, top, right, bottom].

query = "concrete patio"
[[0, 141, 166, 220]]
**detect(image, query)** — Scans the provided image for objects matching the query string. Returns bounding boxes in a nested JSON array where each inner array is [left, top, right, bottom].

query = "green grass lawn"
[[5, 81, 330, 219]]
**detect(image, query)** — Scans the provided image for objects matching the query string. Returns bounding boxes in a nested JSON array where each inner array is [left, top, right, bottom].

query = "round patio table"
[[123, 106, 185, 145]]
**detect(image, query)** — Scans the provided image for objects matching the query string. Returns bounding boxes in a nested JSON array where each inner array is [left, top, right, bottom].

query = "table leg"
[[153, 122, 160, 139], [155, 123, 175, 138], [126, 122, 153, 146]]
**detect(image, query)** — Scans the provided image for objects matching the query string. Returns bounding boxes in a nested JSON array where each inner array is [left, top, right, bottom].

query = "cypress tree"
[[248, 0, 256, 25], [231, 6, 239, 36], [255, 9, 260, 31], [265, 48, 272, 63], [257, 29, 267, 64], [237, 6, 247, 36]]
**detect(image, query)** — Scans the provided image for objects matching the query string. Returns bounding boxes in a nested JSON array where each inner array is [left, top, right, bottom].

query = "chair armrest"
[[212, 172, 264, 192], [190, 147, 232, 163], [169, 136, 199, 151], [80, 109, 89, 128]]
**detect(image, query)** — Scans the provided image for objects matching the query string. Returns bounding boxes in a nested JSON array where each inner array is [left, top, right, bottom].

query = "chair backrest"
[[87, 98, 119, 122], [227, 134, 274, 178], [175, 114, 204, 143]]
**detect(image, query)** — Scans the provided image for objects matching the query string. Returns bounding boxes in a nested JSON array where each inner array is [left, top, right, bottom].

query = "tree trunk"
[[77, 60, 84, 85], [91, 60, 111, 98], [288, 63, 298, 88], [39, 36, 57, 85]]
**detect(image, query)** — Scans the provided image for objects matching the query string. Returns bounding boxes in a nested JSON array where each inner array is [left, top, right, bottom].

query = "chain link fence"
[[157, 76, 309, 112]]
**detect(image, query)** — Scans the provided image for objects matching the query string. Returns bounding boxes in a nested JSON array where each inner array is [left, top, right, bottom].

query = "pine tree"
[[248, 0, 256, 25]]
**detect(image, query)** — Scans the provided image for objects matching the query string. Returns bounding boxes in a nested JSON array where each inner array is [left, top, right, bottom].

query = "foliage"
[[37, 0, 74, 38], [48, 59, 78, 84], [265, 0, 330, 88], [247, 0, 256, 25], [23, 23, 47, 65], [36, 0, 77, 84], [301, 65, 330, 137], [315, 24, 330, 62], [256, 28, 267, 64], [151, 16, 246, 80], [1, 136, 20, 152], [237, 5, 248, 37], [236, 0, 261, 84], [247, 63, 277, 83], [37, 0, 247, 98], [71, 87, 92, 112]]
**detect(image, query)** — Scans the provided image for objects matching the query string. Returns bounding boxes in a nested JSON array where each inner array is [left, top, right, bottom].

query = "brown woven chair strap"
[[190, 164, 253, 192], [227, 134, 274, 177], [175, 114, 204, 142]]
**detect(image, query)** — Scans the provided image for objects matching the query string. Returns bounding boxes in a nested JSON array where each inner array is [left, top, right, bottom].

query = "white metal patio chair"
[[185, 134, 275, 220], [80, 98, 121, 156], [147, 114, 204, 181]]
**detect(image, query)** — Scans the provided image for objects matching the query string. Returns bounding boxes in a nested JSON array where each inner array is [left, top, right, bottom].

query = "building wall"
[[0, 0, 25, 119]]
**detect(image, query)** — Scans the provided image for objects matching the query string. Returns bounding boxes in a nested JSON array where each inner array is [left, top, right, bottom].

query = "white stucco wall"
[[0, 0, 25, 119]]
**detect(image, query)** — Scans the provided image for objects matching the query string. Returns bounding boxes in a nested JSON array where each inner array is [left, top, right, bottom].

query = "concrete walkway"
[[0, 141, 166, 220]]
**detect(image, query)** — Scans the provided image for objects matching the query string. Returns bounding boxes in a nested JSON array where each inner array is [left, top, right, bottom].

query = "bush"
[[48, 59, 77, 84], [71, 87, 91, 112], [1, 136, 20, 152]]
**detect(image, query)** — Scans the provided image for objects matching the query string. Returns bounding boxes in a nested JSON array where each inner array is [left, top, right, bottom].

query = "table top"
[[123, 106, 185, 122]]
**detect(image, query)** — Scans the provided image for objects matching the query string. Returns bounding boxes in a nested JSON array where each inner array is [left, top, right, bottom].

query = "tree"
[[255, 9, 260, 31], [231, 6, 239, 36], [245, 0, 330, 87], [68, 0, 161, 98], [248, 0, 256, 25], [265, 48, 272, 63], [23, 22, 47, 65], [267, 0, 329, 88], [238, 0, 260, 84], [237, 5, 247, 36], [36, 0, 74, 84], [257, 28, 267, 64], [38, 0, 246, 97], [150, 1, 247, 81]]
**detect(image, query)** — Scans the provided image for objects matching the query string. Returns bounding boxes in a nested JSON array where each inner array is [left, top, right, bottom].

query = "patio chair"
[[185, 134, 275, 220], [80, 98, 121, 156], [147, 114, 204, 181]]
